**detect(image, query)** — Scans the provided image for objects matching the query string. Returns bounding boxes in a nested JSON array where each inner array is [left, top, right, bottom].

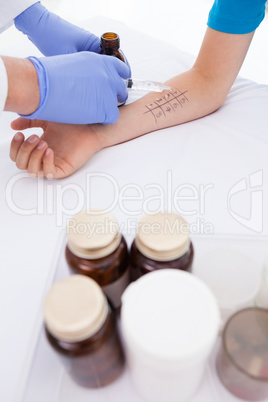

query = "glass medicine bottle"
[[100, 32, 126, 62], [130, 212, 194, 281], [44, 275, 125, 388], [65, 210, 129, 309]]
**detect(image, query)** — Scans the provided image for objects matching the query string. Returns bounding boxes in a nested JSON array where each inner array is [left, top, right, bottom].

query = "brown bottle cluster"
[[44, 210, 195, 389]]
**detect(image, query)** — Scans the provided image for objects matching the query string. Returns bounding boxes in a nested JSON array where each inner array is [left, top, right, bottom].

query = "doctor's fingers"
[[109, 58, 129, 104], [116, 76, 128, 104]]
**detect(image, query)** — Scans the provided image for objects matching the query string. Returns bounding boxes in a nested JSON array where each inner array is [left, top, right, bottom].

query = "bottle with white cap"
[[44, 275, 125, 388], [65, 210, 129, 309], [130, 212, 194, 280]]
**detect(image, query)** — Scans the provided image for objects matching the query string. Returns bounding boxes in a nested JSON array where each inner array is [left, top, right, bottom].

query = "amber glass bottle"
[[100, 32, 126, 62], [130, 213, 194, 281], [65, 210, 129, 309], [100, 32, 127, 107], [44, 275, 125, 388]]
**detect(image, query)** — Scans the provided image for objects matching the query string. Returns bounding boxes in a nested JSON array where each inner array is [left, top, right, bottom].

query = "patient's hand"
[[9, 117, 101, 178]]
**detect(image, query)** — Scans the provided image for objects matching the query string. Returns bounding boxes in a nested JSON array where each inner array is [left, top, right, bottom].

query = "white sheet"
[[0, 16, 268, 402]]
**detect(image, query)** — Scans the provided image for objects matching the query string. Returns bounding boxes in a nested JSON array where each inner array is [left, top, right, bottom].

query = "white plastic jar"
[[121, 269, 220, 402]]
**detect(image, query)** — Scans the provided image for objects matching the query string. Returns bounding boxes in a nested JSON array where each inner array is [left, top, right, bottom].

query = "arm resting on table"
[[9, 28, 255, 179], [96, 28, 255, 149]]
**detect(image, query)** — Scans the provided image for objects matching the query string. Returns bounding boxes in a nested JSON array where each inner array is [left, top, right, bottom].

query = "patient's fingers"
[[11, 117, 32, 131], [43, 148, 57, 179], [10, 132, 25, 161], [27, 140, 48, 177], [15, 134, 40, 170], [11, 117, 47, 131]]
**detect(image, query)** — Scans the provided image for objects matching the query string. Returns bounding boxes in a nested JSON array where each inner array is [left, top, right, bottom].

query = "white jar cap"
[[44, 275, 108, 342], [135, 213, 190, 261], [121, 270, 220, 367], [67, 210, 121, 259]]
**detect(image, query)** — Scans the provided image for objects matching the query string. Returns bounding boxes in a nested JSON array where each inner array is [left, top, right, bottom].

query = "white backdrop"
[[43, 0, 268, 84], [1, 0, 267, 83], [0, 3, 268, 402]]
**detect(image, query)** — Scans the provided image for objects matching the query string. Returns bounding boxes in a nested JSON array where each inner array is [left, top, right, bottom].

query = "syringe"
[[124, 78, 171, 92]]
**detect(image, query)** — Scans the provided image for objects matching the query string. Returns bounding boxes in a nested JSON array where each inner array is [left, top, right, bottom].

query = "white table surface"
[[0, 16, 268, 402]]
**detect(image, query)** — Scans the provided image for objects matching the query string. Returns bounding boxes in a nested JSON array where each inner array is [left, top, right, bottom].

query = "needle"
[[124, 78, 171, 92]]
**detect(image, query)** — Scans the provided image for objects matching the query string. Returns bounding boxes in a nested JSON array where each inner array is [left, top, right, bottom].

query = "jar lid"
[[223, 308, 268, 379], [44, 275, 108, 342], [135, 213, 190, 261], [67, 210, 121, 259], [121, 270, 220, 367]]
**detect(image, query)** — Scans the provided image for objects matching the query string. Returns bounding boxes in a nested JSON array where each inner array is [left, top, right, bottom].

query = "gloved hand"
[[15, 2, 100, 55], [23, 51, 130, 124]]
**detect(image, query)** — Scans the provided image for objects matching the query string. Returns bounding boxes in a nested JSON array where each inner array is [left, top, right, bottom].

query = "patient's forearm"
[[96, 67, 227, 149], [95, 26, 254, 150]]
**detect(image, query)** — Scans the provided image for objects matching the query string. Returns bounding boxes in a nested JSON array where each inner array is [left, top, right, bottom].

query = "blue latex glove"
[[22, 52, 130, 124], [15, 2, 100, 55]]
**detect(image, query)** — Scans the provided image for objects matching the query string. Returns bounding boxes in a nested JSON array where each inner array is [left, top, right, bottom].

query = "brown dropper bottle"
[[100, 32, 126, 62]]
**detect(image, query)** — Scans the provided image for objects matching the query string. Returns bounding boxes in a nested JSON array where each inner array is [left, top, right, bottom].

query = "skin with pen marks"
[[144, 88, 189, 124]]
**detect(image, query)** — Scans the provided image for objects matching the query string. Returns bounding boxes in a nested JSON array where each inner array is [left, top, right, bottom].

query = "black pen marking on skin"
[[144, 89, 189, 124]]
